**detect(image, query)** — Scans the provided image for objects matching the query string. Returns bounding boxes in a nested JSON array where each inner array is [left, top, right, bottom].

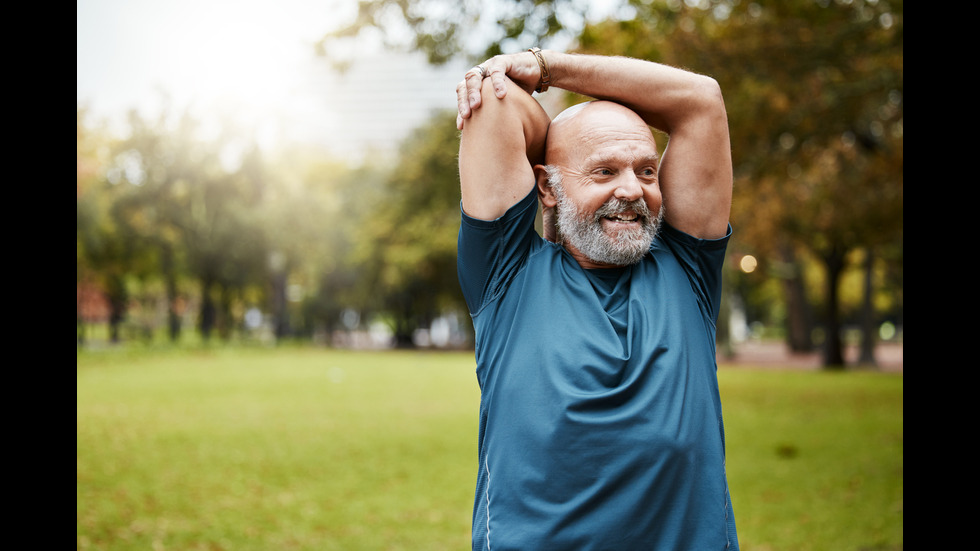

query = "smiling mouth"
[[594, 199, 651, 226], [604, 212, 639, 223]]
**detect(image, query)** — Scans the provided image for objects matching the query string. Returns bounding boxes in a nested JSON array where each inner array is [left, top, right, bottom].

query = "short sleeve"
[[456, 188, 540, 315], [656, 223, 732, 323]]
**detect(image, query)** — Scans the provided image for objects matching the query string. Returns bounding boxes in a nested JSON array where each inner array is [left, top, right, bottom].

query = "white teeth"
[[607, 214, 637, 222]]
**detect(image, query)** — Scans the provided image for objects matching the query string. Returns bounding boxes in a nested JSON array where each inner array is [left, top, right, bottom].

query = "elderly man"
[[455, 49, 738, 550]]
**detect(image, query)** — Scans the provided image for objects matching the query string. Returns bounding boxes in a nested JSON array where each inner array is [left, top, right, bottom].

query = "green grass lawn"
[[77, 346, 902, 550]]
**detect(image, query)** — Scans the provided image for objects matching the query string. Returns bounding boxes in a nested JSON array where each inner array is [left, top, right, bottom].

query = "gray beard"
[[550, 171, 663, 266]]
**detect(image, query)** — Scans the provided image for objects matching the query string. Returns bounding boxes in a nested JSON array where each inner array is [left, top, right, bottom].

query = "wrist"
[[528, 47, 552, 93]]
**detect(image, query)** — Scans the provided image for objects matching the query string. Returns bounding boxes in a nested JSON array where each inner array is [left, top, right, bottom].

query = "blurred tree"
[[575, 0, 903, 368], [333, 0, 903, 366], [103, 107, 271, 343], [260, 150, 384, 342], [318, 163, 391, 339], [354, 111, 468, 346], [77, 107, 128, 343], [78, 102, 384, 347], [180, 131, 269, 342], [316, 0, 592, 65], [101, 109, 189, 342]]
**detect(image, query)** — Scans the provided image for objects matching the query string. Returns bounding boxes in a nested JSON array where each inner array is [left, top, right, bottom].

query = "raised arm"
[[457, 70, 551, 221], [461, 51, 732, 239]]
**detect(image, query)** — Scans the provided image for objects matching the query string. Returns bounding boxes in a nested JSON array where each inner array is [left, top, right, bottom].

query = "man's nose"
[[614, 174, 643, 201]]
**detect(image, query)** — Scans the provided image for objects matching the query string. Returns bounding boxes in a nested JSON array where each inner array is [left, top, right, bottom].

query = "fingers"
[[457, 59, 511, 128], [466, 66, 487, 109], [456, 66, 484, 127], [487, 67, 508, 99], [478, 58, 512, 99], [456, 78, 471, 129]]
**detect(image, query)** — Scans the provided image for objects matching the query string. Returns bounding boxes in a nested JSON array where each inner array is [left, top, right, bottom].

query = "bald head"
[[545, 101, 658, 166]]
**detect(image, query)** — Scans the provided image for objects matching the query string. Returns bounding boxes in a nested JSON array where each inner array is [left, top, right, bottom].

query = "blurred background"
[[77, 0, 902, 369]]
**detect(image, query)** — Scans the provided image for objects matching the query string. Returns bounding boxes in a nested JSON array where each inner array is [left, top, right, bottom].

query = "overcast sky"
[[77, 0, 334, 116], [76, 0, 471, 157]]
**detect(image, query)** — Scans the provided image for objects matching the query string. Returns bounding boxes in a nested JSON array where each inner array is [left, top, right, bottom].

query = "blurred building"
[[287, 49, 566, 162], [292, 50, 470, 161]]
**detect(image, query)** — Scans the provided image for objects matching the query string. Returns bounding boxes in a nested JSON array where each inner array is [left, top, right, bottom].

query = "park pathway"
[[718, 340, 903, 372]]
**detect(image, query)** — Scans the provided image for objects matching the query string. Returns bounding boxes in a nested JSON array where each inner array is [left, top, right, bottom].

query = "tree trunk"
[[858, 247, 878, 367], [107, 273, 128, 344], [162, 244, 181, 342], [272, 271, 289, 341], [784, 272, 814, 353], [200, 278, 216, 341], [778, 246, 815, 353], [218, 284, 234, 341], [390, 295, 422, 349], [392, 309, 417, 349], [821, 245, 847, 368]]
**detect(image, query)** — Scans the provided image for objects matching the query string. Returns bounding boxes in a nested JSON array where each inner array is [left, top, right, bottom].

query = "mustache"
[[592, 198, 652, 221]]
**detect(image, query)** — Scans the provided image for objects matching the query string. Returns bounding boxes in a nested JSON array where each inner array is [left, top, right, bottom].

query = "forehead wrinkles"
[[579, 132, 660, 168], [586, 144, 659, 165]]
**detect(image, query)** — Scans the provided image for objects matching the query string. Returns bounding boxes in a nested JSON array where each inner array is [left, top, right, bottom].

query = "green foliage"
[[317, 0, 582, 65], [76, 106, 398, 345], [353, 111, 469, 343], [78, 97, 470, 347], [77, 347, 902, 550]]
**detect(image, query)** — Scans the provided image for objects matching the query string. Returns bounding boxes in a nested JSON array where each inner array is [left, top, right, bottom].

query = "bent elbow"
[[694, 75, 726, 114]]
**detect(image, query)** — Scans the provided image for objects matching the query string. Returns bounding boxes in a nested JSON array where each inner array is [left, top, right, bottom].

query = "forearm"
[[542, 51, 725, 135]]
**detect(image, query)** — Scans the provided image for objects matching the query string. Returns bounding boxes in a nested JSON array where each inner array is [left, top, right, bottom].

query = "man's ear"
[[534, 164, 557, 208], [533, 164, 558, 242]]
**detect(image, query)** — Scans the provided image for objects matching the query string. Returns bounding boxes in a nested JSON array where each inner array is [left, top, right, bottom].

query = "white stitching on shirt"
[[485, 457, 492, 550]]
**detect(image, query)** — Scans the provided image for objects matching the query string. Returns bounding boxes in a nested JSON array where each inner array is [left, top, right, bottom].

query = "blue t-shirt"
[[457, 188, 739, 551]]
